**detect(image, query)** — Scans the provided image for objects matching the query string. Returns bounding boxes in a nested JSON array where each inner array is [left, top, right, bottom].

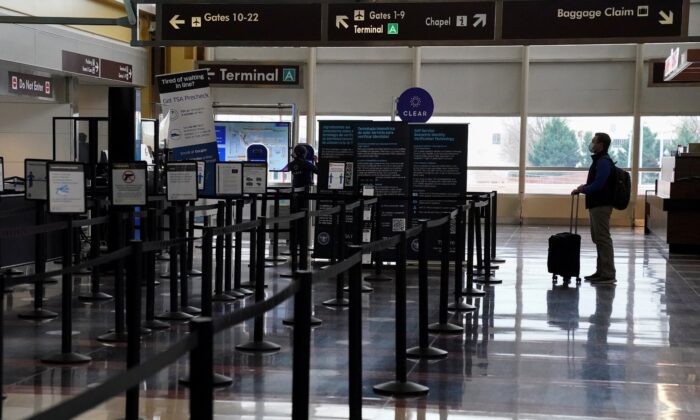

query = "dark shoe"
[[584, 273, 601, 281], [590, 276, 616, 285]]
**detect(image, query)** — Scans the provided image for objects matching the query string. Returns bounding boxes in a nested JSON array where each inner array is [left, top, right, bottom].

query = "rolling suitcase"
[[547, 194, 581, 286]]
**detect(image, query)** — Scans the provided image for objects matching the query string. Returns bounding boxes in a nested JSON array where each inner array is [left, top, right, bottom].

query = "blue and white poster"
[[157, 70, 218, 196]]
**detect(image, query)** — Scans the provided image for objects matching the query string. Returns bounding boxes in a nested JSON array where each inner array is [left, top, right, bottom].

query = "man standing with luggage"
[[572, 133, 616, 284]]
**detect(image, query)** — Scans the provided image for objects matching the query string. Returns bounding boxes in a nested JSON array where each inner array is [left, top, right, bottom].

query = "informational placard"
[[197, 62, 301, 87], [502, 0, 686, 40], [111, 161, 147, 207], [166, 162, 198, 202], [328, 162, 346, 190], [408, 124, 468, 259], [216, 162, 243, 196], [328, 2, 495, 43], [160, 3, 323, 43], [25, 159, 49, 201], [47, 162, 86, 214], [100, 58, 133, 83], [242, 162, 268, 194], [157, 69, 218, 196], [197, 161, 205, 190]]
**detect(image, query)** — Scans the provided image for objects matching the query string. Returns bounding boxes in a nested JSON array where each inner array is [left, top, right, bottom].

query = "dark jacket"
[[584, 152, 616, 209], [290, 157, 317, 189]]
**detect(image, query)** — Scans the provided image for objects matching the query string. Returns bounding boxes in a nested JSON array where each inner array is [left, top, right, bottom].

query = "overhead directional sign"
[[502, 0, 687, 40], [328, 2, 495, 43], [160, 3, 323, 43]]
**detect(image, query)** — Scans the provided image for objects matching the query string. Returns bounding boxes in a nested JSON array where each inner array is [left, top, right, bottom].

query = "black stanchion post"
[[157, 206, 193, 321], [125, 240, 142, 420], [187, 202, 202, 277], [365, 198, 392, 282], [491, 191, 505, 264], [232, 199, 252, 295], [42, 218, 91, 364], [291, 270, 312, 420], [428, 219, 463, 333], [213, 201, 235, 302], [19, 202, 59, 319], [450, 206, 478, 309], [241, 196, 257, 289], [407, 221, 447, 359], [463, 204, 485, 297], [324, 204, 349, 307], [0, 275, 4, 411], [78, 205, 111, 302], [343, 199, 374, 294], [144, 208, 169, 330], [98, 213, 128, 343], [475, 198, 502, 285], [280, 192, 299, 279], [267, 189, 286, 263], [189, 317, 214, 420], [180, 203, 200, 315], [374, 231, 428, 396], [474, 204, 483, 274], [347, 250, 363, 419], [283, 211, 321, 327], [236, 218, 281, 353], [223, 198, 244, 298]]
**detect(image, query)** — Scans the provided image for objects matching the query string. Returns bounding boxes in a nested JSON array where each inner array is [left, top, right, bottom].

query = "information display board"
[[242, 162, 268, 194], [25, 159, 49, 201], [47, 162, 86, 214], [111, 161, 148, 207], [215, 121, 290, 171], [216, 161, 243, 196], [166, 161, 198, 202], [408, 124, 468, 259]]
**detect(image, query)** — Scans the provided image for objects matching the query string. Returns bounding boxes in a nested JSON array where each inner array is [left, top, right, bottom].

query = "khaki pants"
[[589, 206, 616, 278]]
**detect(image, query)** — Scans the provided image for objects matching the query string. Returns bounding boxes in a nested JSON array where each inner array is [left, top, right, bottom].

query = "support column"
[[412, 47, 422, 87], [518, 46, 530, 223], [306, 47, 317, 148], [630, 43, 644, 227]]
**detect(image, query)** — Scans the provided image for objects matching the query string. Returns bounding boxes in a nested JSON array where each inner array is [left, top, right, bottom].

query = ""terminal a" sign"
[[196, 62, 301, 87]]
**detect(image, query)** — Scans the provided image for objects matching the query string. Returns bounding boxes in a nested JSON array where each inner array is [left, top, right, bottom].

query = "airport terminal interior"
[[1, 1, 700, 419]]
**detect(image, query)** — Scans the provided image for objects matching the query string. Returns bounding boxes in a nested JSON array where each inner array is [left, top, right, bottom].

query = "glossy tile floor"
[[3, 225, 700, 419]]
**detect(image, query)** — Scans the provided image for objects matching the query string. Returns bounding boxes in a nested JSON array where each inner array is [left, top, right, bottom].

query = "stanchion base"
[[373, 380, 429, 397], [41, 352, 92, 365], [492, 258, 506, 264], [322, 297, 349, 307], [462, 287, 486, 297], [160, 272, 180, 279], [236, 340, 281, 353], [473, 278, 502, 285], [265, 257, 288, 263], [18, 308, 59, 320], [212, 293, 237, 302], [224, 289, 246, 298], [282, 316, 323, 327], [182, 306, 201, 315], [97, 331, 128, 343], [428, 322, 464, 334], [156, 311, 194, 321], [179, 372, 233, 388], [343, 283, 374, 293], [78, 291, 113, 302], [406, 346, 448, 359], [279, 272, 294, 278], [143, 319, 170, 330], [232, 287, 254, 296], [364, 273, 393, 282], [188, 269, 202, 277], [447, 301, 477, 312]]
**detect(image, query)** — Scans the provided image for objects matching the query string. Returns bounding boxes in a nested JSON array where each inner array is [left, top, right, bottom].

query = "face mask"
[[588, 142, 596, 153]]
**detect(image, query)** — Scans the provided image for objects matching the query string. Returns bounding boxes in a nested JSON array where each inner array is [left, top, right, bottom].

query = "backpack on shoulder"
[[611, 162, 631, 211]]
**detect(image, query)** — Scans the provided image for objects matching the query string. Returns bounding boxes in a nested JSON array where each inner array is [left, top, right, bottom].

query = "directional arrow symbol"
[[336, 15, 349, 29], [473, 14, 486, 28], [170, 14, 185, 30], [659, 11, 674, 25]]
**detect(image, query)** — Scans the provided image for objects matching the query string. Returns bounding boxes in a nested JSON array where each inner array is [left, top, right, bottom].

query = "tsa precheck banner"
[[157, 69, 218, 196]]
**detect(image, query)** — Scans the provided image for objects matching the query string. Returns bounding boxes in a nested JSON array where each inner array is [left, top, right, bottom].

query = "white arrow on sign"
[[473, 14, 487, 27], [170, 14, 186, 30], [659, 11, 674, 25], [336, 15, 349, 29]]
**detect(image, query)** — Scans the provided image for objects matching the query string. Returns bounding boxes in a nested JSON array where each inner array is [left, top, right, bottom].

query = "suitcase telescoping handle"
[[570, 194, 580, 234]]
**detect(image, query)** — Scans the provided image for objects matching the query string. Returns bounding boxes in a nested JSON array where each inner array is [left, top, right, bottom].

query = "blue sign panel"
[[396, 87, 434, 123], [247, 144, 268, 163]]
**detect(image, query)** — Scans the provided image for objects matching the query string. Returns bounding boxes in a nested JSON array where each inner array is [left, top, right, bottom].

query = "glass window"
[[525, 170, 588, 195], [527, 117, 633, 168], [640, 116, 700, 168], [468, 170, 518, 193]]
